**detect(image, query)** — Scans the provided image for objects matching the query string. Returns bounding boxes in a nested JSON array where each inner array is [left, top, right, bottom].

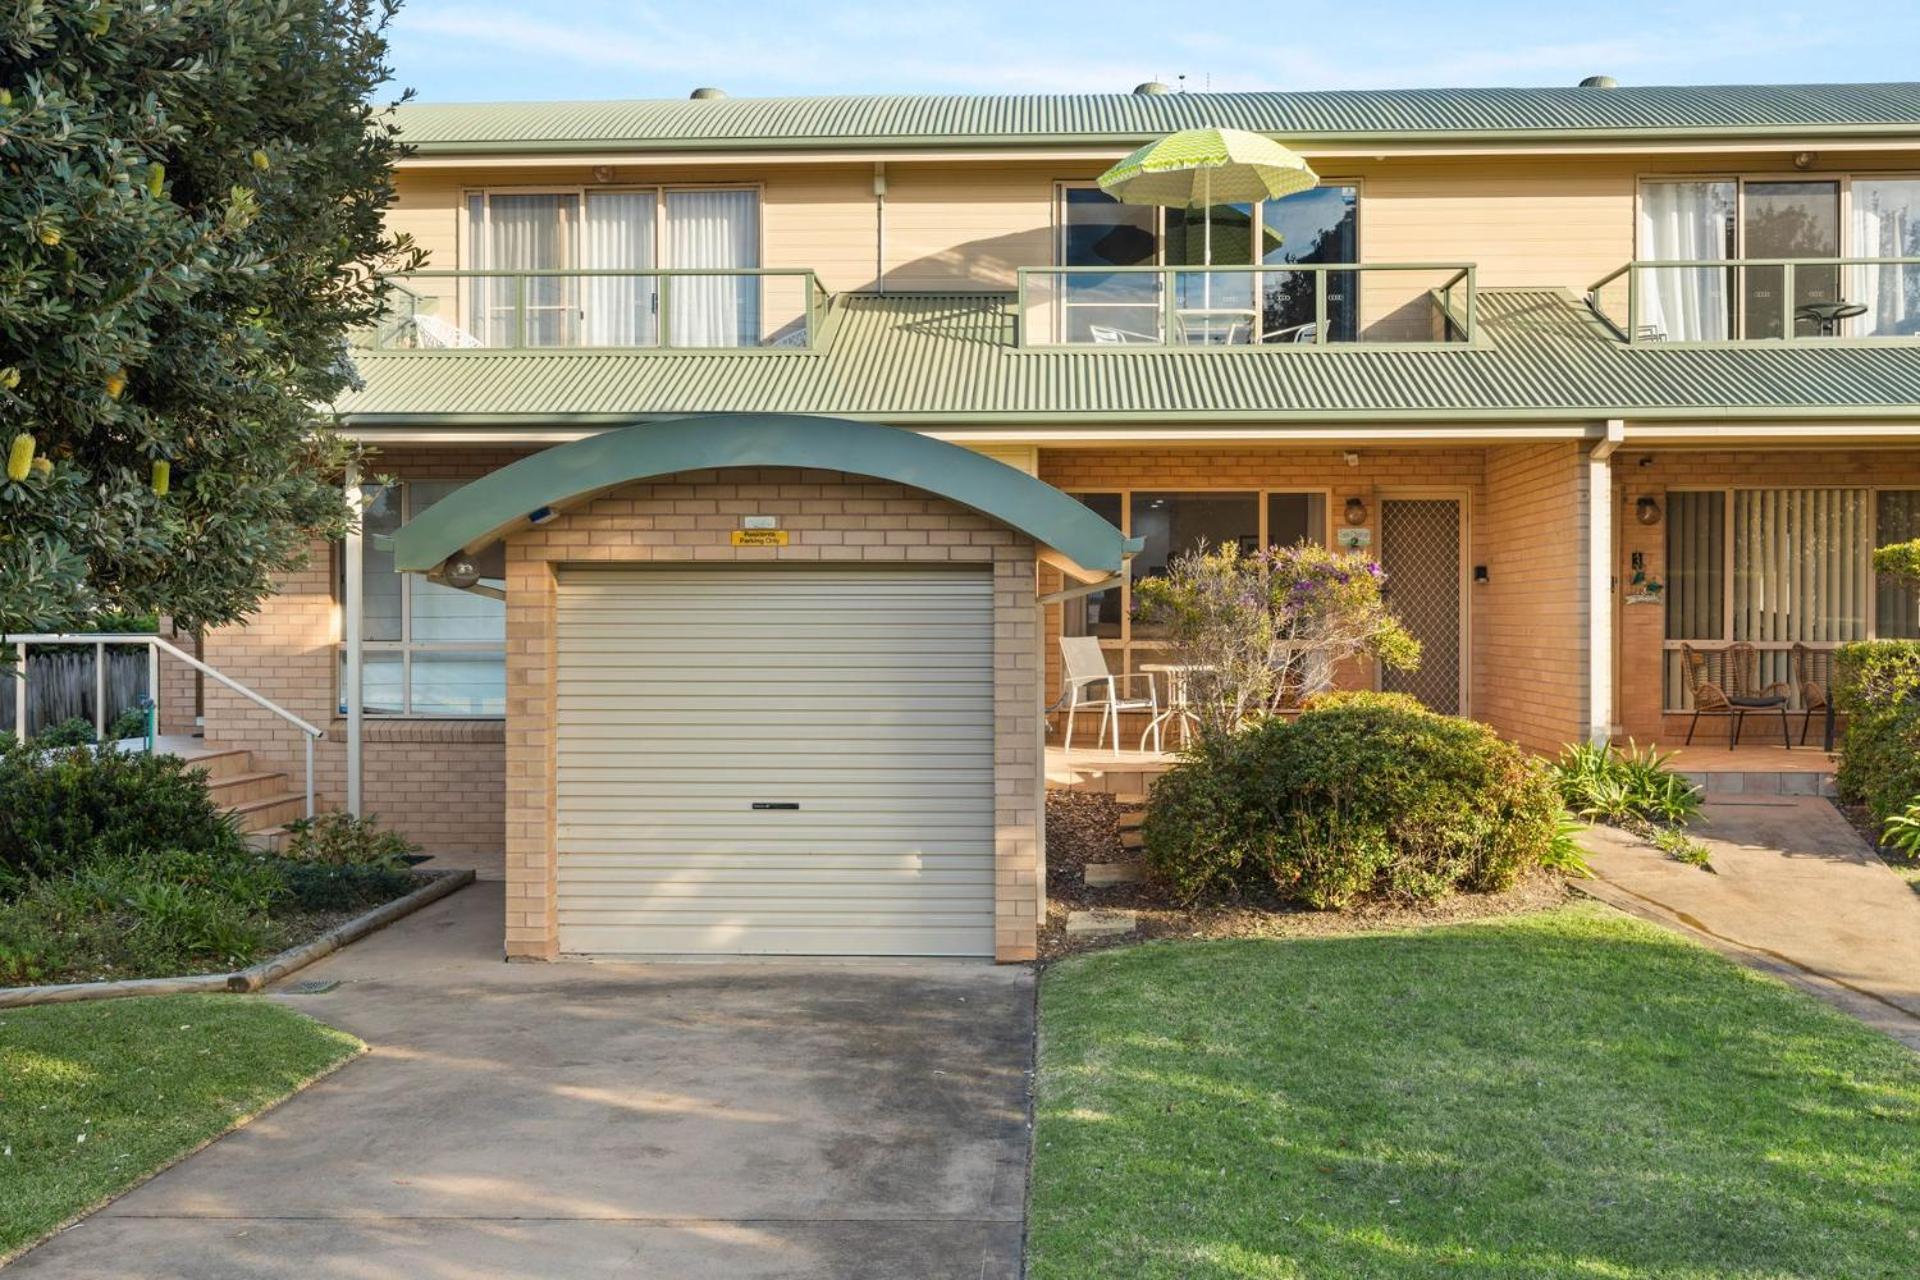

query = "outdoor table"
[[1139, 663, 1212, 749], [1795, 299, 1869, 337]]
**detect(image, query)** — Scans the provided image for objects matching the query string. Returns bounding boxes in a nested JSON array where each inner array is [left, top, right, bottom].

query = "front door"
[[1379, 498, 1465, 714]]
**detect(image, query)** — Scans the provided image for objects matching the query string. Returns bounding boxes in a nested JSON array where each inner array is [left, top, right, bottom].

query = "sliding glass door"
[[1638, 182, 1735, 341], [666, 189, 760, 347], [1742, 181, 1840, 339], [581, 191, 657, 346], [467, 193, 580, 346], [1852, 179, 1920, 337]]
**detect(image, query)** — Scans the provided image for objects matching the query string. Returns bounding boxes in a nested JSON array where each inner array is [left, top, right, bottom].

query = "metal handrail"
[[365, 267, 829, 353], [1585, 255, 1920, 344], [6, 633, 323, 818], [1014, 261, 1478, 348]]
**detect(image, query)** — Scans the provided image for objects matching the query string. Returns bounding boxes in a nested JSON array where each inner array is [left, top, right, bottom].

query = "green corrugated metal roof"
[[392, 84, 1920, 152], [335, 289, 1920, 425]]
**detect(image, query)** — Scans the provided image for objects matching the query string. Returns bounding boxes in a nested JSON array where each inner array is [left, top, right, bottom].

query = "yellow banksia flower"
[[147, 163, 165, 197], [6, 434, 33, 482], [31, 456, 51, 478], [37, 226, 60, 247], [0, 366, 19, 390], [151, 460, 170, 496], [105, 369, 127, 399], [251, 149, 271, 172]]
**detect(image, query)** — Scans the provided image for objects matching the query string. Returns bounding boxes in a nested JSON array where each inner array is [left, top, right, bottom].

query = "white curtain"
[[666, 189, 760, 347], [582, 191, 657, 346], [1851, 180, 1920, 337], [1638, 182, 1734, 340], [468, 194, 577, 346]]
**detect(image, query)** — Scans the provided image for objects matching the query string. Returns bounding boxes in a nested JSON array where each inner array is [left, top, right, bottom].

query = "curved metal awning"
[[391, 413, 1142, 579]]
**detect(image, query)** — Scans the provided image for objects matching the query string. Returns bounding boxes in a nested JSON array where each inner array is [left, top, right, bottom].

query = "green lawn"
[[1030, 904, 1920, 1279], [0, 995, 361, 1258]]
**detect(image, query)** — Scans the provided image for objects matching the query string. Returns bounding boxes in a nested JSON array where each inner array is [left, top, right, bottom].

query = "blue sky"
[[383, 1, 1920, 103]]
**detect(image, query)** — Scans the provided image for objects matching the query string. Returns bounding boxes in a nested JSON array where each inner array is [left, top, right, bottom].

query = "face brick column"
[[503, 553, 559, 960]]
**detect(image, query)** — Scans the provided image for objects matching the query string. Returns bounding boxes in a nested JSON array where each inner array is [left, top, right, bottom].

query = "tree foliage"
[[1132, 540, 1421, 739], [0, 0, 420, 633]]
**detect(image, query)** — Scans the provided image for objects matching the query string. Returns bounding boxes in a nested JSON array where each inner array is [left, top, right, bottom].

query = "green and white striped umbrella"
[[1098, 127, 1319, 210]]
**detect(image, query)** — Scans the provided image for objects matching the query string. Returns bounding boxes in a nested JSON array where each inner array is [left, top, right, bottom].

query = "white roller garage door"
[[554, 566, 997, 956]]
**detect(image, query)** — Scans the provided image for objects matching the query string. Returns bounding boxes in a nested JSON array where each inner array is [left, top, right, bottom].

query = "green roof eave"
[[390, 412, 1142, 574]]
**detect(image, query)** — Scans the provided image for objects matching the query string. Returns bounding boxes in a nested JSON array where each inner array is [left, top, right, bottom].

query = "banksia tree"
[[0, 0, 422, 632]]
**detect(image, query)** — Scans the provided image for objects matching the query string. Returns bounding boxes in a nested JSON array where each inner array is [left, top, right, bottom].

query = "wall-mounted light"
[[1343, 451, 1360, 467], [528, 505, 557, 526], [1793, 151, 1816, 170], [1635, 496, 1662, 526], [1473, 565, 1490, 584], [441, 555, 482, 589], [1344, 497, 1369, 526], [592, 165, 616, 184]]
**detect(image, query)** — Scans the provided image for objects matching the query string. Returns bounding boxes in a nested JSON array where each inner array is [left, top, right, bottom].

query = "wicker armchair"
[[1681, 642, 1792, 749], [1790, 643, 1837, 748]]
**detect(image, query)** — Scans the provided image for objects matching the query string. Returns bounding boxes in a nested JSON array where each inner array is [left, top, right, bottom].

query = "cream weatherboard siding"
[[552, 565, 997, 956]]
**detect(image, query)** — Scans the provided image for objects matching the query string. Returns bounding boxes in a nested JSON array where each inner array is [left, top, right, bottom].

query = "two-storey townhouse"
[[175, 81, 1920, 963]]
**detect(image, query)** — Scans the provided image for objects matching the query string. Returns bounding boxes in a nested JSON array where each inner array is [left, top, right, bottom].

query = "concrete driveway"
[[13, 884, 1034, 1278]]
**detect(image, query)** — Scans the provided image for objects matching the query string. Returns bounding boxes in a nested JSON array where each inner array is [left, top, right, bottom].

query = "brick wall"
[[501, 466, 1044, 963], [200, 447, 530, 854], [1035, 445, 1492, 723], [1615, 448, 1920, 743], [1476, 443, 1590, 753]]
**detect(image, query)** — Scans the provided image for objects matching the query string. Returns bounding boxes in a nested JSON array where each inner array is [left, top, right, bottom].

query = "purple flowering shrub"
[[1132, 541, 1420, 737]]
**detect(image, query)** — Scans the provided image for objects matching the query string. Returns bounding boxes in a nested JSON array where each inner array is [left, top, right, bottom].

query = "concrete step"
[[206, 769, 291, 807], [225, 791, 306, 834], [1085, 860, 1145, 887], [244, 824, 295, 854], [1116, 809, 1144, 831], [1112, 792, 1148, 809], [184, 747, 255, 781], [1119, 829, 1144, 852], [1065, 909, 1138, 938]]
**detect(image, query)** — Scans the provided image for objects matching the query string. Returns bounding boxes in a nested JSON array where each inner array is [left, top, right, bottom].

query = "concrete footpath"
[[12, 883, 1034, 1278], [1580, 796, 1920, 1050]]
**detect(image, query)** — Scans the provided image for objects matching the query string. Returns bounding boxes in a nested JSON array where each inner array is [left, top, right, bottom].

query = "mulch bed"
[[1040, 790, 1576, 962], [1831, 799, 1920, 895]]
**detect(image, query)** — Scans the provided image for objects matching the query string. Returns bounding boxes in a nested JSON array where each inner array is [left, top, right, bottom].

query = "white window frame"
[[1635, 171, 1920, 339], [336, 481, 506, 719], [1658, 484, 1920, 710], [458, 183, 767, 342]]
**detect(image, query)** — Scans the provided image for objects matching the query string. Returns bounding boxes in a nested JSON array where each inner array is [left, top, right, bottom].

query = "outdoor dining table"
[[1138, 662, 1213, 749]]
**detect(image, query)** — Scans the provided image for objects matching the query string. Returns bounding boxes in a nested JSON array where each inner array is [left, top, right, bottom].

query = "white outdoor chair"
[[1054, 637, 1160, 757]]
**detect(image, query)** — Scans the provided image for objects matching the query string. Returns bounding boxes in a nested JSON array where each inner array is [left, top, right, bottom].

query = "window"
[[1851, 179, 1920, 337], [1058, 489, 1328, 652], [463, 186, 761, 347], [1638, 175, 1920, 339], [1662, 487, 1918, 707], [1054, 184, 1360, 343], [340, 482, 506, 717]]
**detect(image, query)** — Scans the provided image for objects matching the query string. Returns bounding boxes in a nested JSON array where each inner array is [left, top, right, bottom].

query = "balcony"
[[1586, 257, 1920, 344], [1014, 263, 1477, 349], [360, 269, 829, 352]]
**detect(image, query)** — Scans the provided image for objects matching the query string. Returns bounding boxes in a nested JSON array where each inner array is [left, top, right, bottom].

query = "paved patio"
[[1579, 796, 1920, 1050], [12, 884, 1033, 1278]]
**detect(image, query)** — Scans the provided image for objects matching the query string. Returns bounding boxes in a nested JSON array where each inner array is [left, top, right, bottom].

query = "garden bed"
[[1042, 791, 1574, 961]]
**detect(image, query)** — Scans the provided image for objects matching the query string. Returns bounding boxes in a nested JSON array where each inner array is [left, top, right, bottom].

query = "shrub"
[[274, 861, 417, 913], [24, 708, 149, 749], [279, 812, 418, 868], [1881, 799, 1920, 863], [0, 738, 246, 890], [1131, 542, 1420, 736], [0, 849, 286, 983], [1834, 640, 1920, 821], [1554, 740, 1702, 826], [1142, 692, 1562, 908]]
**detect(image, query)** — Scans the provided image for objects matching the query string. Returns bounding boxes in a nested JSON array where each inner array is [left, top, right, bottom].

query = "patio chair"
[[1681, 642, 1792, 750], [1052, 636, 1160, 757], [1790, 643, 1836, 747]]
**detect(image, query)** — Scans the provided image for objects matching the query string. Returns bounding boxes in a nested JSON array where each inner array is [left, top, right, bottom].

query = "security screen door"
[[1378, 498, 1464, 714]]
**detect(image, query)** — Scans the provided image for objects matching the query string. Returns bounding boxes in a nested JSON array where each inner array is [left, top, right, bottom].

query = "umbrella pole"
[[1202, 169, 1212, 334]]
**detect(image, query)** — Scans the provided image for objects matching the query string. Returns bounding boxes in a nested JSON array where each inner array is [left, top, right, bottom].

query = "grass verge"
[[1030, 903, 1920, 1279], [0, 994, 361, 1258]]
